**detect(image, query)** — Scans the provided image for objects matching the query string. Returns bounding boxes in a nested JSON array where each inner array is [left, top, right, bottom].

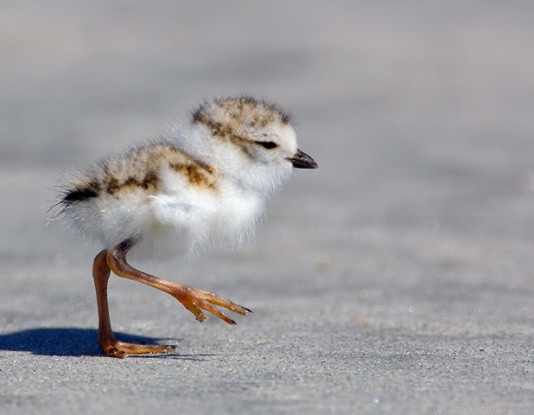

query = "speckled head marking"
[[191, 96, 291, 145]]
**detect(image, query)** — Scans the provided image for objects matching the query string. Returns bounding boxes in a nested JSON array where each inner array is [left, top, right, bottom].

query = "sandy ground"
[[1, 1, 533, 414]]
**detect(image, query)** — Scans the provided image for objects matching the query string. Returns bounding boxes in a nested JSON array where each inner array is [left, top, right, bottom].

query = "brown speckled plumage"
[[192, 96, 290, 142], [62, 141, 217, 204]]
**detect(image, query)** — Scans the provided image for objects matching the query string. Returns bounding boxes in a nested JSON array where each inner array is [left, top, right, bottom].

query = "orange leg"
[[92, 239, 251, 358], [92, 250, 176, 357]]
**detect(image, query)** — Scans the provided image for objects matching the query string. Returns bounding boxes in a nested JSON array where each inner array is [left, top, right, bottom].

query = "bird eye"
[[258, 141, 278, 150]]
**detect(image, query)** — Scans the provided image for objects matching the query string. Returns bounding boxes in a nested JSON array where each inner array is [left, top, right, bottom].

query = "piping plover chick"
[[56, 96, 317, 357]]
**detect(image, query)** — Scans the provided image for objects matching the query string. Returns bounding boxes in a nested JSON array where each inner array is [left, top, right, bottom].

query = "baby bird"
[[57, 96, 317, 357]]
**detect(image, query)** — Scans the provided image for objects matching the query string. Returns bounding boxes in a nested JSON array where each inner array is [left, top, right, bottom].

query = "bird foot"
[[99, 337, 176, 358], [173, 285, 252, 325], [94, 243, 252, 358]]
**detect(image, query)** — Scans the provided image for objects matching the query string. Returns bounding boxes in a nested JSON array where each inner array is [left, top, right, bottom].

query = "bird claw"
[[176, 285, 251, 324], [183, 301, 206, 322]]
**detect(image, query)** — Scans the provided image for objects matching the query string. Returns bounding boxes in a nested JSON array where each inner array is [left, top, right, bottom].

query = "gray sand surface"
[[1, 1, 533, 414]]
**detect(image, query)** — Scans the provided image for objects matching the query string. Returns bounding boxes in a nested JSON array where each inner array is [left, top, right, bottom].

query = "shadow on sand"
[[0, 327, 205, 359]]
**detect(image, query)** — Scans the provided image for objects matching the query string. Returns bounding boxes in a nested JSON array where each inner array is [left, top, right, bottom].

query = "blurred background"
[[2, 0, 534, 290], [1, 1, 533, 412], [2, 0, 533, 245]]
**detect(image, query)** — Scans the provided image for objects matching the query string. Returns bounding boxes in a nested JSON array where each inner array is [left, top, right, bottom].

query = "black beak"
[[288, 149, 318, 169]]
